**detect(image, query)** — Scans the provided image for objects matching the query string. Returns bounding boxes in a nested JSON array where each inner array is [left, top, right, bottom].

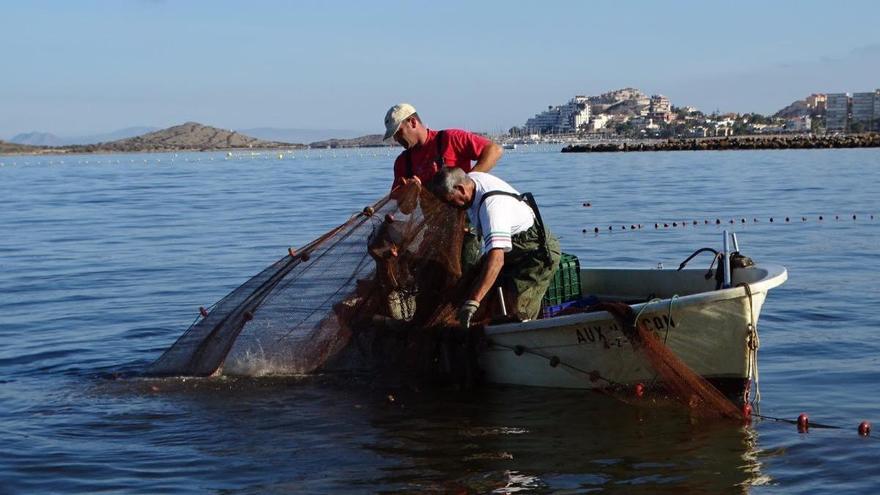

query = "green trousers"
[[500, 223, 562, 320], [461, 231, 482, 275]]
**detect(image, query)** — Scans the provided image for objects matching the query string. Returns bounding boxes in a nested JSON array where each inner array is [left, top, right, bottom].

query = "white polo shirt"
[[467, 172, 535, 253]]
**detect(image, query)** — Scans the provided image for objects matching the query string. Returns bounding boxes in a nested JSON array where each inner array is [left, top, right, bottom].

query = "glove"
[[458, 300, 480, 330]]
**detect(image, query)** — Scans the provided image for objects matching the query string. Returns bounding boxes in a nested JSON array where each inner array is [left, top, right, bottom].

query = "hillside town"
[[510, 88, 880, 141]]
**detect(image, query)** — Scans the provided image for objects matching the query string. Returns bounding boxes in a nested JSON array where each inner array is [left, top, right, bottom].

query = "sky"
[[2, 0, 880, 137]]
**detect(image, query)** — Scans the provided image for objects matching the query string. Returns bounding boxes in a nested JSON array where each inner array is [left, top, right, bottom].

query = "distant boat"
[[502, 143, 517, 150]]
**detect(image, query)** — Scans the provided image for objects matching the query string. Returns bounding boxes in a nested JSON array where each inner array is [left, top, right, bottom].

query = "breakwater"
[[561, 133, 880, 153]]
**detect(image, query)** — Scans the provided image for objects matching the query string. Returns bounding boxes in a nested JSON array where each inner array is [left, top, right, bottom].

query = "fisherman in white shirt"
[[427, 167, 561, 328]]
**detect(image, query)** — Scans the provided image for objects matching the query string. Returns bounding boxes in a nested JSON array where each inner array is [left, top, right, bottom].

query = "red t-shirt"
[[391, 128, 491, 190]]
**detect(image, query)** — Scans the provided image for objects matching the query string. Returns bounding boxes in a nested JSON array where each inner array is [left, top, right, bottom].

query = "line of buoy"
[[748, 411, 873, 437], [583, 214, 876, 234]]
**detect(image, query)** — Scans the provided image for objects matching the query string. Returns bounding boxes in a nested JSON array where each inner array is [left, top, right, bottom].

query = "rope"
[[487, 341, 626, 388], [739, 283, 761, 407], [665, 295, 679, 345]]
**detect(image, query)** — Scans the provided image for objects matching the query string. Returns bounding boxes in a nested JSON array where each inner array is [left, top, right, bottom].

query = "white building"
[[524, 96, 591, 134], [825, 93, 850, 132], [588, 114, 611, 131], [785, 116, 812, 132]]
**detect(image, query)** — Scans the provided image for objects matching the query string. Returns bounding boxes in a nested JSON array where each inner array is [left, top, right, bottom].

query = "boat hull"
[[480, 265, 787, 395]]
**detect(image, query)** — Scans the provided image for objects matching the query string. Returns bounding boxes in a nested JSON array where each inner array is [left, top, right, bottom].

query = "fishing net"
[[592, 302, 744, 419], [147, 180, 743, 419], [148, 182, 470, 378]]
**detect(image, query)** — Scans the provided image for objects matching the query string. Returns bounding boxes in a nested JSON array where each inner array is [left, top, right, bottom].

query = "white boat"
[[480, 261, 787, 399]]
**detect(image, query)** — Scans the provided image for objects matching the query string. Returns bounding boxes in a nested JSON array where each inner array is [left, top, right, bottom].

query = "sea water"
[[0, 147, 878, 493]]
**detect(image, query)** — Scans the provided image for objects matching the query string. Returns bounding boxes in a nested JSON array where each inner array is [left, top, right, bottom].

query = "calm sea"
[[1, 147, 878, 493]]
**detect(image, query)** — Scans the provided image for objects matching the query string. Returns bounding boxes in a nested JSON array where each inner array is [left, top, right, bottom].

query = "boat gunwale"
[[484, 263, 788, 336]]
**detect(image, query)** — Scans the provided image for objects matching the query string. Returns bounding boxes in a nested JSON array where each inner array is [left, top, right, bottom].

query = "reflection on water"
[[366, 385, 768, 493], [93, 375, 769, 493]]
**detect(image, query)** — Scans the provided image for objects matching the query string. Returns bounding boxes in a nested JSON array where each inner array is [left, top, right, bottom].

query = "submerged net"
[[148, 182, 469, 377]]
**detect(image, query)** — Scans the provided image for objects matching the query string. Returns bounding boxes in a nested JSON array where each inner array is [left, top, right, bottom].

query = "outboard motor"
[[677, 231, 754, 290]]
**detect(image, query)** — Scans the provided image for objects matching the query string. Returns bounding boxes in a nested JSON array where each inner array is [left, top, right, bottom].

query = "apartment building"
[[825, 93, 850, 132], [524, 97, 591, 134]]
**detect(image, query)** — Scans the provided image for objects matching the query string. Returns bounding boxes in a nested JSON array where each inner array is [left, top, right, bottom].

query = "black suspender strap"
[[406, 130, 447, 178], [435, 130, 446, 166], [477, 190, 524, 209], [477, 190, 554, 266]]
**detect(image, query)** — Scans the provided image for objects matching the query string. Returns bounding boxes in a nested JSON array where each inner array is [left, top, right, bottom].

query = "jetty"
[[561, 133, 880, 153]]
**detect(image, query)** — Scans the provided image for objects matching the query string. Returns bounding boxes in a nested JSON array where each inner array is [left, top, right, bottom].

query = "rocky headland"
[[308, 134, 391, 148], [561, 133, 880, 153], [1, 122, 304, 155], [67, 122, 302, 153], [0, 140, 43, 154]]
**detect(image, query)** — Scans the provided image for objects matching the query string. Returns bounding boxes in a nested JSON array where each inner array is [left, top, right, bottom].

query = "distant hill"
[[69, 122, 300, 152], [240, 127, 363, 145], [9, 131, 66, 147], [308, 134, 393, 148], [10, 126, 161, 146], [773, 99, 810, 119]]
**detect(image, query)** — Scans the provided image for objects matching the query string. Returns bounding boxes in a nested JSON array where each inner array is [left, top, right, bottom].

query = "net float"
[[797, 413, 809, 431]]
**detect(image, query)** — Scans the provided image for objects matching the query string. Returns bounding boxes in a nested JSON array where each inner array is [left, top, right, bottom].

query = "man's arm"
[[468, 248, 505, 303], [472, 142, 503, 173]]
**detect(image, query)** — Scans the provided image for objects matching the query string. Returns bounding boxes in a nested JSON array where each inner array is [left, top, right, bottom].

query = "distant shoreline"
[[0, 145, 305, 158], [561, 133, 880, 153]]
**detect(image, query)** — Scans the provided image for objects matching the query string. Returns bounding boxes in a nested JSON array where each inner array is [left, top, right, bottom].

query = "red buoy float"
[[797, 413, 809, 432], [199, 306, 209, 318], [858, 421, 871, 436], [635, 383, 645, 398]]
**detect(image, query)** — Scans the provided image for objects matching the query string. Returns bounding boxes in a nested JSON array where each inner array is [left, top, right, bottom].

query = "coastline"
[[561, 133, 880, 153], [0, 144, 306, 158]]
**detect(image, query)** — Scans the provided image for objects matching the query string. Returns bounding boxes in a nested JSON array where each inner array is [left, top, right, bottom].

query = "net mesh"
[[148, 183, 467, 377], [148, 182, 743, 419], [591, 302, 744, 419]]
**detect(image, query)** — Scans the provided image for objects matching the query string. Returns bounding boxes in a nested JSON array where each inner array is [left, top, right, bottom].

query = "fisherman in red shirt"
[[381, 103, 504, 277], [383, 103, 503, 191]]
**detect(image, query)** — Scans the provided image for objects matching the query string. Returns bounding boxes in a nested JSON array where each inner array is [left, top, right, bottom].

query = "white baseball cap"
[[383, 103, 417, 140]]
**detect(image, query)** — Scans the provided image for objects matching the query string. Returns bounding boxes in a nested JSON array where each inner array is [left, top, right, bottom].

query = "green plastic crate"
[[541, 253, 582, 306]]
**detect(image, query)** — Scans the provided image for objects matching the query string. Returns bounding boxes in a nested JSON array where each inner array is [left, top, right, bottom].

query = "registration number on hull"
[[573, 315, 676, 348]]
